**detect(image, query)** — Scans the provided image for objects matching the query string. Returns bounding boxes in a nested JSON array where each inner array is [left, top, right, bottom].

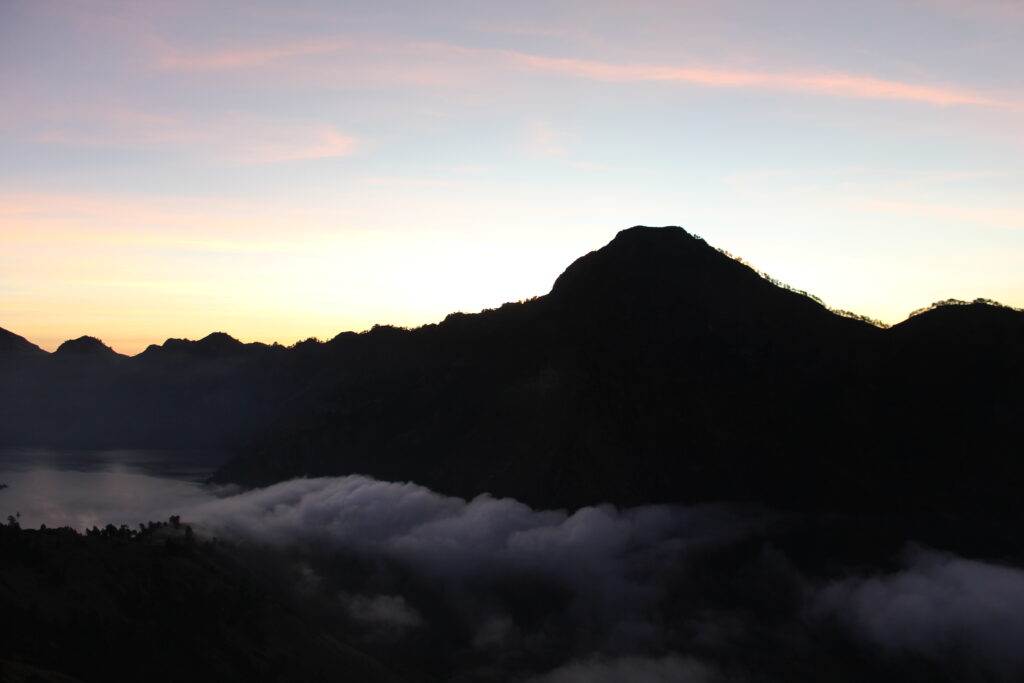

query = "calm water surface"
[[0, 448, 223, 482]]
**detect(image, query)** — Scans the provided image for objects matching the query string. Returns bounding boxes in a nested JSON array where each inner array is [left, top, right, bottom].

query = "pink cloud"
[[33, 105, 199, 147], [360, 178, 456, 187], [158, 39, 350, 71], [145, 35, 1012, 109], [523, 121, 571, 157], [153, 39, 491, 87], [0, 191, 346, 251], [855, 198, 1024, 229], [234, 126, 359, 164], [505, 52, 1011, 108], [463, 20, 582, 39], [27, 101, 360, 165]]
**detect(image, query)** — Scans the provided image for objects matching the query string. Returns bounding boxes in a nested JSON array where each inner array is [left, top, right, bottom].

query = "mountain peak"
[[137, 331, 250, 362], [549, 225, 715, 299], [55, 335, 121, 357], [196, 332, 243, 351], [891, 300, 1024, 347], [608, 224, 705, 246]]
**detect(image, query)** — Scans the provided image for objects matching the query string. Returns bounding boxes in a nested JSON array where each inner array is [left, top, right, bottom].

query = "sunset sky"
[[2, 0, 1023, 354]]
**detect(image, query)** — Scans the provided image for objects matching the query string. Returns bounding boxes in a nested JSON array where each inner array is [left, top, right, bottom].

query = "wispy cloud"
[[30, 104, 359, 165], [138, 33, 1019, 110], [0, 192, 344, 252], [464, 20, 583, 40], [855, 198, 1024, 229], [506, 52, 1013, 108], [523, 120, 572, 157], [33, 106, 199, 147], [360, 177, 457, 187], [154, 39, 492, 87], [722, 167, 1000, 196], [157, 39, 350, 71], [231, 126, 358, 164]]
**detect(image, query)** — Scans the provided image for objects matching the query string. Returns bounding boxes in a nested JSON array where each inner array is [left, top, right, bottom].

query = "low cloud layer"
[[817, 547, 1024, 681], [4, 469, 1024, 682], [183, 475, 773, 672]]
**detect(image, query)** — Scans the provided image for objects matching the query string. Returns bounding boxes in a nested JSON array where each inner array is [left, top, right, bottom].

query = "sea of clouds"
[[3, 469, 1023, 682]]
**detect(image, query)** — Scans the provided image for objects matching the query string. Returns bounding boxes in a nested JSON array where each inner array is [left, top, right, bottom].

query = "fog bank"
[[4, 470, 1023, 682]]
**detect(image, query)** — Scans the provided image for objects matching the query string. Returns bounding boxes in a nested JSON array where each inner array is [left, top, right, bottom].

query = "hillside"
[[0, 521, 409, 683]]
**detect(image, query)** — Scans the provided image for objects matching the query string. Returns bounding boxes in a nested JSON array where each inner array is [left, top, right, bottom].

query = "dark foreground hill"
[[2, 226, 1022, 539], [6, 489, 1016, 683], [0, 521, 408, 683]]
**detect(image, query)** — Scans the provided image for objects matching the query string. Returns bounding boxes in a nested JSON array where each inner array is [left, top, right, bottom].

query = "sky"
[[2, 0, 1022, 354]]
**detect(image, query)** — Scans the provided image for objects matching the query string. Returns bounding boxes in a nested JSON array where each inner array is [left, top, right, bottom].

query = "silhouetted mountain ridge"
[[137, 332, 274, 362], [54, 335, 124, 359], [0, 327, 46, 362], [2, 226, 1021, 549], [205, 227, 1021, 542]]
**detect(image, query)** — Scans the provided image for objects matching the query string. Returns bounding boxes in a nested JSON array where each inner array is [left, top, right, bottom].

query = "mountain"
[[0, 330, 292, 450], [0, 327, 47, 364], [2, 226, 1021, 547], [54, 335, 125, 361], [220, 227, 874, 505], [205, 227, 1022, 543], [137, 332, 272, 363]]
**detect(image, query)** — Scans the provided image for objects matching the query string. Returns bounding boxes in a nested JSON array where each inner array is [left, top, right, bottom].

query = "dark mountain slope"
[[213, 227, 890, 511], [873, 302, 1024, 536], [536, 227, 885, 505], [0, 327, 47, 365], [887, 303, 1024, 447], [212, 227, 1022, 536]]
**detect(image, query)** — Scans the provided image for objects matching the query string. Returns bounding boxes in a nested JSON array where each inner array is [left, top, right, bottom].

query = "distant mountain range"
[[3, 226, 1022, 546]]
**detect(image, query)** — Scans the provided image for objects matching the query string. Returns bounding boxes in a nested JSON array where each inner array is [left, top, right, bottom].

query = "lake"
[[0, 447, 224, 482]]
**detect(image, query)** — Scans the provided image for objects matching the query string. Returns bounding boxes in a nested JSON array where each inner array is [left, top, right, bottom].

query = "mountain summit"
[[548, 226, 877, 353], [55, 335, 123, 358]]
